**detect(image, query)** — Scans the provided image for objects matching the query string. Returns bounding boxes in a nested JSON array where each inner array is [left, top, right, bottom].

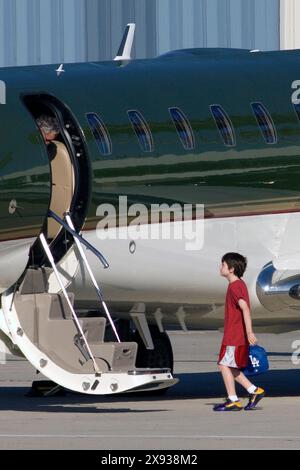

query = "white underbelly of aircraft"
[[2, 212, 299, 330], [69, 211, 300, 326]]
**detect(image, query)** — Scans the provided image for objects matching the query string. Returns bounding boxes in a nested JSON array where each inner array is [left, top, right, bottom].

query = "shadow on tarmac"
[[170, 368, 300, 398], [0, 367, 298, 412], [0, 388, 169, 413]]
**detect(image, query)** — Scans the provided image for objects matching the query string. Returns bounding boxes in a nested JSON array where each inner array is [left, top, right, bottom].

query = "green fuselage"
[[1, 47, 300, 241]]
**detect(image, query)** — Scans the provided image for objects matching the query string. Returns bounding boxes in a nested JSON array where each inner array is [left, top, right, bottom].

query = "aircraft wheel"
[[133, 326, 174, 395]]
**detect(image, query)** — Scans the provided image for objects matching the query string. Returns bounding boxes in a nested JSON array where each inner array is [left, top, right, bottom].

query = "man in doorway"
[[36, 115, 60, 160]]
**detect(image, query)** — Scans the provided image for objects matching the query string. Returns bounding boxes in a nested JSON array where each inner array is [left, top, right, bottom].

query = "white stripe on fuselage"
[[70, 211, 300, 323]]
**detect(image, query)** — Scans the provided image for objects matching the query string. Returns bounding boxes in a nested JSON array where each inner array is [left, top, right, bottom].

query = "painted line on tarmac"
[[0, 435, 299, 440]]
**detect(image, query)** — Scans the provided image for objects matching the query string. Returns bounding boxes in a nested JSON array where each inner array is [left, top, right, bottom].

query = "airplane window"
[[210, 105, 236, 147], [251, 102, 277, 144], [169, 107, 195, 150], [86, 112, 112, 155], [127, 110, 154, 152]]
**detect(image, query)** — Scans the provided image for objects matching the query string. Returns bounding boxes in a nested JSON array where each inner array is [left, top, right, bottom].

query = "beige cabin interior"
[[48, 140, 75, 239]]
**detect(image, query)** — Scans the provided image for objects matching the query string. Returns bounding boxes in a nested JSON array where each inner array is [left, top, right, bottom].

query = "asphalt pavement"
[[0, 330, 299, 450]]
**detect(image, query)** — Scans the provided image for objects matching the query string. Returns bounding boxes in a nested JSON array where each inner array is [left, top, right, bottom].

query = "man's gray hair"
[[36, 115, 60, 134]]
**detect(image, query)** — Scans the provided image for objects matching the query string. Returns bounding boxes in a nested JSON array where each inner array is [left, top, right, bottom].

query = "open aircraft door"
[[0, 91, 177, 395]]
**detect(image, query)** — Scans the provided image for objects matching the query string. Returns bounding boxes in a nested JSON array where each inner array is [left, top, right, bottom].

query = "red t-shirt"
[[222, 279, 250, 346]]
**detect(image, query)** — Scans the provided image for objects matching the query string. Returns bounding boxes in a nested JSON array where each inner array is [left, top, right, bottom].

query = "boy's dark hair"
[[222, 252, 247, 278]]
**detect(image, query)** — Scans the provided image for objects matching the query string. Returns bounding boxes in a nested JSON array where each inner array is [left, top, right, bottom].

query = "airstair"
[[1, 212, 178, 395]]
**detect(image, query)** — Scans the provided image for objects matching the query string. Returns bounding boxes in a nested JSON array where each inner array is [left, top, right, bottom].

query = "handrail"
[[65, 214, 120, 343], [39, 233, 101, 376], [48, 210, 109, 269]]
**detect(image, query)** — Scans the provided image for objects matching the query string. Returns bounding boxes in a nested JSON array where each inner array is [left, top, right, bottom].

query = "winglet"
[[56, 64, 65, 77], [114, 23, 136, 61]]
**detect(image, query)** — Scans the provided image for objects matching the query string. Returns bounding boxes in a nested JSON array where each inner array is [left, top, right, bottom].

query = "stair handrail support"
[[39, 233, 101, 376]]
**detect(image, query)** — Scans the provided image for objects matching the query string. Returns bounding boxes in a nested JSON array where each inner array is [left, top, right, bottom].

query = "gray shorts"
[[218, 346, 238, 368], [218, 344, 249, 369]]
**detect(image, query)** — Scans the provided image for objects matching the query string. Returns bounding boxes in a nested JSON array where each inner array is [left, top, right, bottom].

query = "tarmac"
[[0, 330, 299, 450]]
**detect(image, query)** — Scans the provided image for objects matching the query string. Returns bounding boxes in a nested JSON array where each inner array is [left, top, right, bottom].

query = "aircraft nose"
[[0, 129, 51, 292], [0, 165, 50, 240]]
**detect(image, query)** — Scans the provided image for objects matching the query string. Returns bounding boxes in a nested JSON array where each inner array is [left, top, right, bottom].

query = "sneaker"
[[213, 399, 243, 412], [244, 387, 265, 410]]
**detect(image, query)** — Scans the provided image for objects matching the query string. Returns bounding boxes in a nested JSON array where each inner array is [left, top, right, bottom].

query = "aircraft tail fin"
[[114, 23, 136, 61]]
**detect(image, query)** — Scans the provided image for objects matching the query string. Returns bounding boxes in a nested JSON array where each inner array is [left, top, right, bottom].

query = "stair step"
[[78, 317, 106, 344], [19, 268, 52, 295], [90, 342, 137, 372], [14, 289, 136, 373]]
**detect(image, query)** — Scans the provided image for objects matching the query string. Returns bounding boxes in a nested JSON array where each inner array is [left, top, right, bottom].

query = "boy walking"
[[214, 252, 265, 411]]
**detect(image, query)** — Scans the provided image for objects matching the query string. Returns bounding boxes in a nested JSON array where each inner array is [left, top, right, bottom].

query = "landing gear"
[[26, 380, 66, 398], [134, 326, 174, 371], [133, 326, 174, 395], [100, 318, 174, 373]]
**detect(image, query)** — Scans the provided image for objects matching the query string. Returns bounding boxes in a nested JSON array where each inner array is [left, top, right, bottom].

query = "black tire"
[[133, 326, 174, 395]]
